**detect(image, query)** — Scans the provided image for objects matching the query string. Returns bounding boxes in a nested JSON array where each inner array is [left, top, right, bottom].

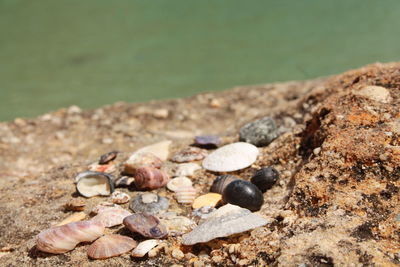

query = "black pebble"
[[251, 166, 279, 192], [222, 180, 264, 211]]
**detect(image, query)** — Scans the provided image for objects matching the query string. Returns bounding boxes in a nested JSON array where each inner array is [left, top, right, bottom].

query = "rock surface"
[[1, 62, 400, 266]]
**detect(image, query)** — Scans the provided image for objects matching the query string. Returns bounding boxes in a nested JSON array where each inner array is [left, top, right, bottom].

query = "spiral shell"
[[175, 185, 197, 204], [91, 208, 132, 227], [87, 234, 137, 259], [123, 213, 168, 238], [36, 221, 105, 254], [133, 167, 169, 190], [210, 175, 240, 194]]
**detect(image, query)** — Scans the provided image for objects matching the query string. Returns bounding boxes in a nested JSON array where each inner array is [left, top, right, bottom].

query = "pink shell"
[[133, 167, 169, 190], [36, 221, 105, 254], [87, 234, 137, 259], [91, 208, 132, 227]]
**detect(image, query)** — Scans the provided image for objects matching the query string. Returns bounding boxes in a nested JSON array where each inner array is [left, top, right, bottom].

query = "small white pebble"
[[171, 248, 184, 260]]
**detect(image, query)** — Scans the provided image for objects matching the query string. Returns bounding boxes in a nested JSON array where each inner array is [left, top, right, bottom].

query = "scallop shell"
[[210, 175, 240, 194], [131, 239, 160, 257], [182, 204, 270, 245], [110, 191, 130, 204], [130, 193, 169, 214], [133, 167, 169, 190], [91, 208, 132, 227], [124, 152, 163, 175], [134, 140, 172, 161], [123, 213, 168, 238], [36, 221, 105, 254], [87, 234, 137, 259], [175, 185, 197, 204], [171, 147, 208, 163], [202, 142, 259, 172], [167, 177, 192, 192], [75, 171, 115, 198]]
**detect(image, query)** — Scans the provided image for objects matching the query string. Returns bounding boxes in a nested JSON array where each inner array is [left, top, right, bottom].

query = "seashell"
[[202, 142, 259, 172], [210, 175, 240, 194], [36, 221, 105, 254], [91, 208, 132, 227], [192, 193, 222, 209], [124, 152, 163, 175], [133, 167, 169, 190], [123, 213, 168, 238], [160, 216, 197, 236], [91, 202, 121, 215], [182, 204, 270, 245], [98, 151, 118, 165], [250, 166, 279, 192], [167, 177, 192, 192], [64, 198, 85, 211], [171, 147, 208, 163], [134, 140, 172, 161], [194, 135, 220, 149], [87, 234, 137, 259], [130, 193, 169, 214], [110, 191, 130, 204], [222, 180, 264, 211], [175, 186, 197, 204], [75, 171, 115, 198], [88, 163, 116, 174], [174, 163, 201, 177], [131, 239, 160, 257], [115, 176, 135, 187], [55, 212, 87, 226]]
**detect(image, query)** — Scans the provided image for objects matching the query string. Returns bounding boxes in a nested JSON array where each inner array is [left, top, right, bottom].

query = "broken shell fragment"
[[222, 180, 264, 211], [64, 198, 86, 211], [160, 216, 197, 236], [123, 213, 168, 238], [91, 202, 121, 215], [175, 186, 197, 204], [130, 193, 169, 214], [131, 239, 160, 258], [98, 151, 118, 165], [124, 152, 163, 175], [192, 193, 222, 209], [174, 163, 201, 177], [87, 234, 137, 259], [194, 135, 220, 149], [115, 176, 135, 187], [167, 177, 193, 192], [88, 163, 116, 173], [210, 175, 240, 195], [76, 171, 115, 198], [91, 208, 132, 227], [182, 204, 270, 245], [133, 167, 169, 190], [110, 191, 130, 204], [171, 147, 208, 163], [202, 142, 259, 172], [55, 212, 87, 226], [134, 140, 172, 161], [36, 221, 105, 254]]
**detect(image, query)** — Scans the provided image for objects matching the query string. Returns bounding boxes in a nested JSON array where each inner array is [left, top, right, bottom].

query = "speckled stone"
[[239, 116, 279, 147]]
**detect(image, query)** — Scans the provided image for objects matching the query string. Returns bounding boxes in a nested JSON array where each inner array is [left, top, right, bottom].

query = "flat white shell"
[[175, 163, 201, 177], [182, 204, 270, 245], [134, 140, 172, 161], [131, 239, 160, 257], [202, 142, 259, 172], [167, 177, 192, 192]]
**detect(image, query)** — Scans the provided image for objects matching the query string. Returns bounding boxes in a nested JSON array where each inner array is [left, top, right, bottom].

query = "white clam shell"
[[131, 239, 160, 257], [175, 186, 197, 204], [167, 177, 192, 192], [91, 208, 132, 227], [202, 142, 259, 172], [36, 221, 105, 254]]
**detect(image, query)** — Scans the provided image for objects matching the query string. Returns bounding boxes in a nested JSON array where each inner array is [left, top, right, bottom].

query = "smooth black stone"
[[222, 180, 264, 211], [251, 166, 279, 192]]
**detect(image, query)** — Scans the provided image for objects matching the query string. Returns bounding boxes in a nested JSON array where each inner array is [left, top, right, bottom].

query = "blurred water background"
[[1, 0, 400, 121]]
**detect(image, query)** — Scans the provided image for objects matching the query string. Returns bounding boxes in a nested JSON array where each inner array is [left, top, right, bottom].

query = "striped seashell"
[[87, 234, 137, 259], [167, 177, 192, 192], [131, 239, 160, 257], [133, 167, 169, 190], [36, 221, 105, 254], [175, 185, 197, 204], [91, 208, 132, 227]]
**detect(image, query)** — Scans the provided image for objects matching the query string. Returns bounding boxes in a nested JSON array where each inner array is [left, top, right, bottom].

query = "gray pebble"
[[239, 116, 279, 147]]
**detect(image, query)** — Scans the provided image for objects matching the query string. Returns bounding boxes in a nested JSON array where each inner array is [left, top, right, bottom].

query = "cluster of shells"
[[36, 123, 281, 261]]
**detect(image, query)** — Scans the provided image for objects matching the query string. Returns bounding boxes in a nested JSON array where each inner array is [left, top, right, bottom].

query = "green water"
[[1, 0, 400, 121]]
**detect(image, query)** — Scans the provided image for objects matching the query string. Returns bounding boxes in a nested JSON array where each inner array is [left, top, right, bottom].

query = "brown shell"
[[87, 234, 137, 259], [123, 213, 168, 238], [133, 167, 169, 190], [210, 175, 240, 194]]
